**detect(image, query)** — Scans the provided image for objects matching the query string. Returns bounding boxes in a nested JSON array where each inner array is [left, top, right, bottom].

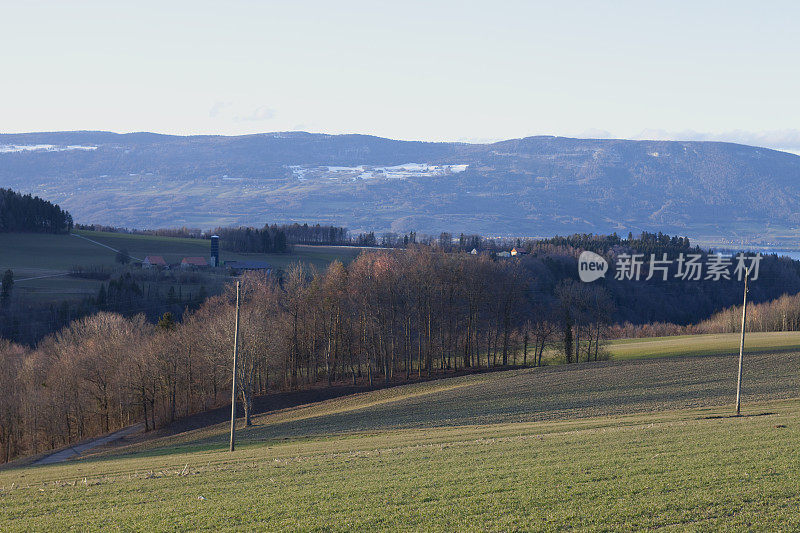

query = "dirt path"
[[33, 424, 144, 465]]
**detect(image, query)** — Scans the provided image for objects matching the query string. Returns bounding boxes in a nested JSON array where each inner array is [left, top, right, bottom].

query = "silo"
[[210, 235, 220, 267]]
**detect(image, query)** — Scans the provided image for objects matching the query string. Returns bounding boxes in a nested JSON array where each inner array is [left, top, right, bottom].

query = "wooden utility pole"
[[229, 281, 241, 452], [735, 268, 750, 416]]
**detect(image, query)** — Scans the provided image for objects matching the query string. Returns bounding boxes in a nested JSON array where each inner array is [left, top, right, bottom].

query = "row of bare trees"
[[0, 248, 616, 463], [608, 291, 800, 339], [695, 292, 800, 334]]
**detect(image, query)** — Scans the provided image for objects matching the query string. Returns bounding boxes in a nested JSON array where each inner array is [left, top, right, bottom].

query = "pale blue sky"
[[2, 1, 799, 149]]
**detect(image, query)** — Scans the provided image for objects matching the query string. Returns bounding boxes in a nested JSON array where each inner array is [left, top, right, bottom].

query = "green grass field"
[[607, 331, 800, 359], [71, 231, 362, 271], [2, 348, 799, 530], [0, 231, 362, 303]]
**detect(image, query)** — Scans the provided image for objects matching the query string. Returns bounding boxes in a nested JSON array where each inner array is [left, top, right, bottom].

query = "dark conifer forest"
[[0, 188, 73, 233]]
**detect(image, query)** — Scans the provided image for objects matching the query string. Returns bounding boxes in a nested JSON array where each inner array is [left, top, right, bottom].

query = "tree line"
[[74, 225, 205, 239], [73, 222, 348, 252], [210, 225, 289, 254], [0, 247, 618, 463], [279, 223, 347, 245], [0, 188, 73, 233], [6, 234, 800, 462], [611, 291, 800, 338]]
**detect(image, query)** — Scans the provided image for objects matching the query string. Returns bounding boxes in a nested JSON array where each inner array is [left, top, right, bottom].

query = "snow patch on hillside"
[[288, 163, 468, 182], [0, 144, 98, 153]]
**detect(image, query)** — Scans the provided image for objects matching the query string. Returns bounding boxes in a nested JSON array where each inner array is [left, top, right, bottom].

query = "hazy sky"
[[2, 1, 799, 150]]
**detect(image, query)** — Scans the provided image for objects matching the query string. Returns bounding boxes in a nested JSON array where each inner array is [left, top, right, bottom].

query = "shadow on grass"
[[698, 412, 777, 420]]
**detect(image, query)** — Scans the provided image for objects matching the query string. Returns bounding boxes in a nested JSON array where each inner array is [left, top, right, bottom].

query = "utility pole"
[[735, 268, 750, 416], [229, 281, 241, 452]]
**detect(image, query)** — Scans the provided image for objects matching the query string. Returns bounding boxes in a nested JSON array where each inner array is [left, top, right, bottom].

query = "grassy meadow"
[[2, 347, 799, 531], [606, 331, 800, 359], [0, 231, 362, 304], [71, 230, 363, 271]]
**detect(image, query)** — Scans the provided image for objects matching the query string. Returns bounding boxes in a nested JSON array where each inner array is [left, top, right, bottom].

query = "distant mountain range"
[[2, 131, 799, 244]]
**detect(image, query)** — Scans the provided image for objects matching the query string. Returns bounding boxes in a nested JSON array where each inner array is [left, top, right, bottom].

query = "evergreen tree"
[[96, 284, 107, 307], [1, 270, 13, 306], [0, 188, 72, 233], [157, 312, 176, 330]]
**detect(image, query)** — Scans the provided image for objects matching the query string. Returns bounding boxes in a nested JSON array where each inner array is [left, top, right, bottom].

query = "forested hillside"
[[519, 233, 800, 325], [4, 131, 800, 242]]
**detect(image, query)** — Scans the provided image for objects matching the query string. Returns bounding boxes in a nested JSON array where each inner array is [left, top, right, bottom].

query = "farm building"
[[181, 256, 208, 269], [210, 235, 220, 267], [510, 247, 527, 256], [143, 255, 167, 268], [497, 251, 511, 258]]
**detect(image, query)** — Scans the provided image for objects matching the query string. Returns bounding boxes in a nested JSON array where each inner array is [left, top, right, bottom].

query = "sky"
[[2, 0, 800, 151]]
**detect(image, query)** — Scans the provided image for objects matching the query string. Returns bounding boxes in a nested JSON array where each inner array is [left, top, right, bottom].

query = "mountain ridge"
[[2, 131, 799, 243]]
